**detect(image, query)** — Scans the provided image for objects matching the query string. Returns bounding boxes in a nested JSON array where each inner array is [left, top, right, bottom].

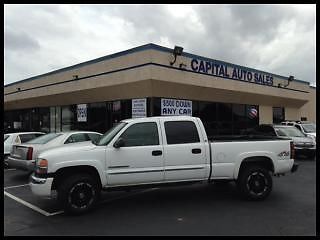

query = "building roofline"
[[4, 43, 311, 87]]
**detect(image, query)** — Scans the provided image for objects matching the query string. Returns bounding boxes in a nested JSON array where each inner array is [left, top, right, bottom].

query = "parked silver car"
[[4, 132, 45, 167], [274, 125, 316, 159], [7, 131, 102, 172], [281, 121, 316, 140], [249, 124, 316, 159]]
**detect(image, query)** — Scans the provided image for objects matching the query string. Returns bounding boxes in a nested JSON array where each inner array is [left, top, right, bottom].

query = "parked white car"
[[7, 131, 102, 172], [274, 125, 316, 159], [4, 132, 45, 167], [281, 121, 316, 139]]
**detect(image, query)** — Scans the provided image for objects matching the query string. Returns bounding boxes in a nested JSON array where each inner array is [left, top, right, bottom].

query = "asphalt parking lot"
[[4, 158, 316, 236]]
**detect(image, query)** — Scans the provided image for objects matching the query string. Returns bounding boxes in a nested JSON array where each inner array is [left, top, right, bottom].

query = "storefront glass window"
[[39, 107, 50, 133], [273, 107, 285, 124], [61, 105, 75, 131], [87, 102, 107, 134]]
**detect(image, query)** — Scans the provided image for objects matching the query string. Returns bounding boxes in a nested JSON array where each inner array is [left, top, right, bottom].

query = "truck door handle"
[[152, 150, 162, 156], [192, 148, 201, 154]]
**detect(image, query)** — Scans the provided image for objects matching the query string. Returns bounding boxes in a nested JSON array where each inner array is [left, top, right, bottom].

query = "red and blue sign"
[[248, 108, 258, 119]]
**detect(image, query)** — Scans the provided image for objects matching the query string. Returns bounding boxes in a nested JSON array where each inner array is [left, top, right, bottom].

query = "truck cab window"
[[164, 121, 200, 144], [119, 122, 159, 147]]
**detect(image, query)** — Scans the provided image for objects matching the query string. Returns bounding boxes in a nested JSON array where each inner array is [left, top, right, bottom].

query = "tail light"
[[27, 147, 33, 160], [36, 159, 48, 175], [290, 141, 295, 159]]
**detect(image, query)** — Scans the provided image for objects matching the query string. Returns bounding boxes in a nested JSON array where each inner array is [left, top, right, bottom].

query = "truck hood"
[[306, 132, 316, 138], [38, 141, 96, 159], [290, 136, 314, 144]]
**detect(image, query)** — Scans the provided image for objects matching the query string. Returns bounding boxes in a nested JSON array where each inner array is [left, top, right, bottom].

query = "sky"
[[4, 4, 316, 86]]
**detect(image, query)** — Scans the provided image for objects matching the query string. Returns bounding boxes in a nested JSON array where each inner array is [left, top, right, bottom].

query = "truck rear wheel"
[[58, 174, 100, 215], [237, 165, 272, 201]]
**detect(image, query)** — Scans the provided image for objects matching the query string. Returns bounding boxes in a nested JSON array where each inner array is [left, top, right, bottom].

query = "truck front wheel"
[[237, 165, 272, 201], [58, 174, 100, 215]]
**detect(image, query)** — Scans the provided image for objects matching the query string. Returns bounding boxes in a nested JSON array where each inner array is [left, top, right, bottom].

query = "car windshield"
[[97, 122, 127, 146], [4, 135, 10, 142], [275, 127, 306, 137], [301, 124, 316, 133], [26, 133, 63, 144]]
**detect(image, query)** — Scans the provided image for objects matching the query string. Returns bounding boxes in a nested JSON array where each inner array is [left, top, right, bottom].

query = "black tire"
[[57, 174, 100, 215], [237, 165, 272, 201]]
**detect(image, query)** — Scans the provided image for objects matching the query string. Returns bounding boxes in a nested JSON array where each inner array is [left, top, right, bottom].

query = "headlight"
[[307, 135, 316, 144], [35, 158, 48, 174]]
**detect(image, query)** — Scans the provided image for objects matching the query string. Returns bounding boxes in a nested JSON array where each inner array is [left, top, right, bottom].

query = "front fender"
[[233, 151, 277, 179], [51, 160, 107, 186]]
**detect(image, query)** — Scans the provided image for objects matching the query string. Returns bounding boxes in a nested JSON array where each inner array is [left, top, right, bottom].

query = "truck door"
[[161, 119, 207, 182], [106, 120, 164, 186]]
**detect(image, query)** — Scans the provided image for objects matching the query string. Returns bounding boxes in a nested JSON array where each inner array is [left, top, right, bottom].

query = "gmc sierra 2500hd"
[[30, 116, 298, 214]]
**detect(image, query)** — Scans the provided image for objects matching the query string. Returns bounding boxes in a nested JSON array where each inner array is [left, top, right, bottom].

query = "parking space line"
[[47, 210, 64, 216], [4, 184, 30, 190], [4, 191, 52, 217], [4, 187, 159, 217], [4, 168, 16, 171]]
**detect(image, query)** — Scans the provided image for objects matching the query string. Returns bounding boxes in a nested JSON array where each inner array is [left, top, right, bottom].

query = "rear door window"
[[164, 121, 200, 144], [87, 133, 101, 142], [65, 133, 90, 144]]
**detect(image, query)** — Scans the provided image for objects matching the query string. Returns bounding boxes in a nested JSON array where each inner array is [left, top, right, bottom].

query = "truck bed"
[[209, 135, 291, 142]]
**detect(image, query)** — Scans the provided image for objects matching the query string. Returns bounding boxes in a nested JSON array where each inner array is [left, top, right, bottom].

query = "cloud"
[[5, 28, 40, 51], [4, 4, 316, 86]]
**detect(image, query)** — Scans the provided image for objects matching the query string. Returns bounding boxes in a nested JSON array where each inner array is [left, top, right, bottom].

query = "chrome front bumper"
[[30, 174, 54, 197]]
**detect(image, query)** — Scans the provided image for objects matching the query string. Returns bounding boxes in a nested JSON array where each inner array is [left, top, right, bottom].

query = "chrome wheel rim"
[[68, 182, 95, 210], [246, 172, 269, 196]]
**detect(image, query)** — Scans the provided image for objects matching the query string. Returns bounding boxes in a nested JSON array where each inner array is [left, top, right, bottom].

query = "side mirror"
[[113, 138, 125, 148]]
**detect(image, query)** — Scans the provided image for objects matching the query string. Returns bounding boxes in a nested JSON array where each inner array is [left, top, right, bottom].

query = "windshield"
[[275, 127, 306, 138], [27, 133, 63, 144], [97, 122, 127, 146], [301, 124, 316, 133], [4, 135, 10, 142]]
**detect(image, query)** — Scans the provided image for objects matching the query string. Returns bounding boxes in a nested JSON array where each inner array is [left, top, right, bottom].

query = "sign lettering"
[[191, 58, 273, 86], [161, 98, 192, 116]]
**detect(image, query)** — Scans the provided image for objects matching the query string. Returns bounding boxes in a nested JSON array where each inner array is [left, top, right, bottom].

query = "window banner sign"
[[161, 98, 192, 116], [77, 104, 87, 122], [132, 98, 147, 118]]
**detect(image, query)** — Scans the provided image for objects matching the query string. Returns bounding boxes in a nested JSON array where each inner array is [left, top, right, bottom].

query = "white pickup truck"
[[30, 116, 298, 214]]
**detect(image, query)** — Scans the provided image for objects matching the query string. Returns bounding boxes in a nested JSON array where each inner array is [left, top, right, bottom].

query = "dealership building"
[[4, 43, 316, 136]]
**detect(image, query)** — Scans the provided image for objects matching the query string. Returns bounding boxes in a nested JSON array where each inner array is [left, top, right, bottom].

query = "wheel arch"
[[235, 156, 275, 179], [51, 165, 103, 190]]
